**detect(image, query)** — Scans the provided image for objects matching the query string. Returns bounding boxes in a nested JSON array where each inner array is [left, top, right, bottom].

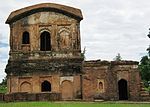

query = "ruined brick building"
[[4, 3, 148, 101]]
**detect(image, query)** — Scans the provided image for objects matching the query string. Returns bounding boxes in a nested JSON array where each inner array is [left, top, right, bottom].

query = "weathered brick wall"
[[128, 68, 141, 100], [4, 3, 147, 101], [6, 3, 83, 53], [4, 94, 14, 102], [5, 3, 83, 99], [6, 74, 82, 100], [111, 61, 141, 101], [27, 93, 37, 101], [1, 92, 61, 102], [10, 11, 80, 52], [0, 93, 4, 101], [82, 61, 110, 101], [82, 60, 141, 101]]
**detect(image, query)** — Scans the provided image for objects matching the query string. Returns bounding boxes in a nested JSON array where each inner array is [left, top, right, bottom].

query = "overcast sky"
[[0, 0, 150, 82]]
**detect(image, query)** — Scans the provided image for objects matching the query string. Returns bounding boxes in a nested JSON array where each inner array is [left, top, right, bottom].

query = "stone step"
[[140, 88, 146, 91], [140, 91, 149, 94], [94, 99, 104, 102], [140, 89, 147, 92], [140, 82, 144, 85], [140, 97, 150, 101], [140, 93, 150, 97]]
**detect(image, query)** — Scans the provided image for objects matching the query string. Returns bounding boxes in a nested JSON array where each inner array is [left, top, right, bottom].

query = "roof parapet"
[[6, 3, 83, 24]]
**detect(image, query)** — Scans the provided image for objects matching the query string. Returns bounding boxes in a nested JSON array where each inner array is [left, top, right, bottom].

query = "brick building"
[[5, 3, 144, 101]]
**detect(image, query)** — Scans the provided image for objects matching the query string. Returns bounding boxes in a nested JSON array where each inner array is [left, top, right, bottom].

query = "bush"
[[0, 85, 7, 93]]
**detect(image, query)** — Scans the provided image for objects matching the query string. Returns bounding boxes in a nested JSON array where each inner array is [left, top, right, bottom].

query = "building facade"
[[5, 3, 143, 101]]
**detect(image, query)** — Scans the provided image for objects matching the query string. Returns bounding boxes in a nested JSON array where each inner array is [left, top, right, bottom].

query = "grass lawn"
[[0, 102, 150, 107]]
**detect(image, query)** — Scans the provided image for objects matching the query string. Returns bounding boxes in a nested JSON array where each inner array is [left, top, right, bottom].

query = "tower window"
[[40, 31, 51, 51], [22, 31, 30, 44]]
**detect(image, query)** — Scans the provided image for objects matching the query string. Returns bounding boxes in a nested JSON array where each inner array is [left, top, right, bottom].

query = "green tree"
[[146, 45, 150, 57], [0, 77, 7, 93], [113, 53, 122, 61], [139, 56, 150, 83], [0, 77, 7, 86], [145, 86, 150, 96], [139, 46, 150, 87]]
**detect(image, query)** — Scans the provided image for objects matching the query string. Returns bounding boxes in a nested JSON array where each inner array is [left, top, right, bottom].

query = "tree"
[[139, 46, 150, 87], [146, 45, 150, 57], [113, 53, 122, 61], [139, 56, 150, 83], [0, 77, 7, 93], [145, 85, 150, 96], [0, 77, 7, 86]]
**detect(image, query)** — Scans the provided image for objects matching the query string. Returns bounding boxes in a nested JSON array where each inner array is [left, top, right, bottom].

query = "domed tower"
[[5, 3, 83, 100]]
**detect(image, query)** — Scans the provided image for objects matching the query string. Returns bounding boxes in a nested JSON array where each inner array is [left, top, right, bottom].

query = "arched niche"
[[61, 80, 73, 99], [58, 27, 70, 50], [20, 81, 32, 93], [97, 79, 105, 93]]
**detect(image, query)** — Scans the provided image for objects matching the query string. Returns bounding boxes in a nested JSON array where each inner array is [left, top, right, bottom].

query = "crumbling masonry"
[[3, 3, 150, 101]]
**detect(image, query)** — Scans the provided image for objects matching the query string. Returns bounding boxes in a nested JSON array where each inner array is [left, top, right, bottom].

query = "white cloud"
[[0, 0, 150, 81], [0, 62, 7, 83]]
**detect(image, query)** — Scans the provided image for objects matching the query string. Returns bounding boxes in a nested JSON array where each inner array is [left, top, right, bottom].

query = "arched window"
[[40, 31, 51, 51], [41, 80, 51, 92], [22, 31, 30, 44]]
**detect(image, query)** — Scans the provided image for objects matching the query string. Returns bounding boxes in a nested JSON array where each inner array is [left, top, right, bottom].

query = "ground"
[[0, 101, 150, 107]]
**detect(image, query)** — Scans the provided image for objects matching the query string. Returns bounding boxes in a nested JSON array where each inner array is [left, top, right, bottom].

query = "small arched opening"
[[118, 79, 128, 100], [40, 31, 51, 51], [22, 31, 30, 44], [99, 82, 103, 90], [41, 80, 51, 92]]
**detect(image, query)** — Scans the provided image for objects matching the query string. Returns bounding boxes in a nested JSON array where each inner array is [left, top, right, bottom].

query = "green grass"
[[0, 102, 150, 107]]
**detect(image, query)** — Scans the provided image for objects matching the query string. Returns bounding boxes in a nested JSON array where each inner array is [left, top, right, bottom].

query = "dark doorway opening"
[[22, 31, 30, 44], [40, 31, 51, 51], [118, 79, 128, 100], [41, 81, 51, 92]]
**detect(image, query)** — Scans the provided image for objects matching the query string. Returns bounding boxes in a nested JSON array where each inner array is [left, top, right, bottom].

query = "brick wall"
[[0, 92, 61, 102], [82, 60, 142, 101]]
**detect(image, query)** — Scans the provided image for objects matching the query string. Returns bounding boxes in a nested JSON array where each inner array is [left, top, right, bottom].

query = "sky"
[[0, 0, 150, 82]]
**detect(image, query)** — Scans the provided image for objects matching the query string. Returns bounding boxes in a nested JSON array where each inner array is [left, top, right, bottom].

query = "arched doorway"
[[41, 81, 51, 92], [40, 31, 51, 51], [118, 79, 128, 100], [61, 80, 73, 99]]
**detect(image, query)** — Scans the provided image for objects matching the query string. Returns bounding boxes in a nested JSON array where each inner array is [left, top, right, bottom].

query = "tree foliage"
[[0, 77, 7, 86], [0, 77, 7, 93], [139, 46, 150, 87], [113, 53, 122, 61]]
